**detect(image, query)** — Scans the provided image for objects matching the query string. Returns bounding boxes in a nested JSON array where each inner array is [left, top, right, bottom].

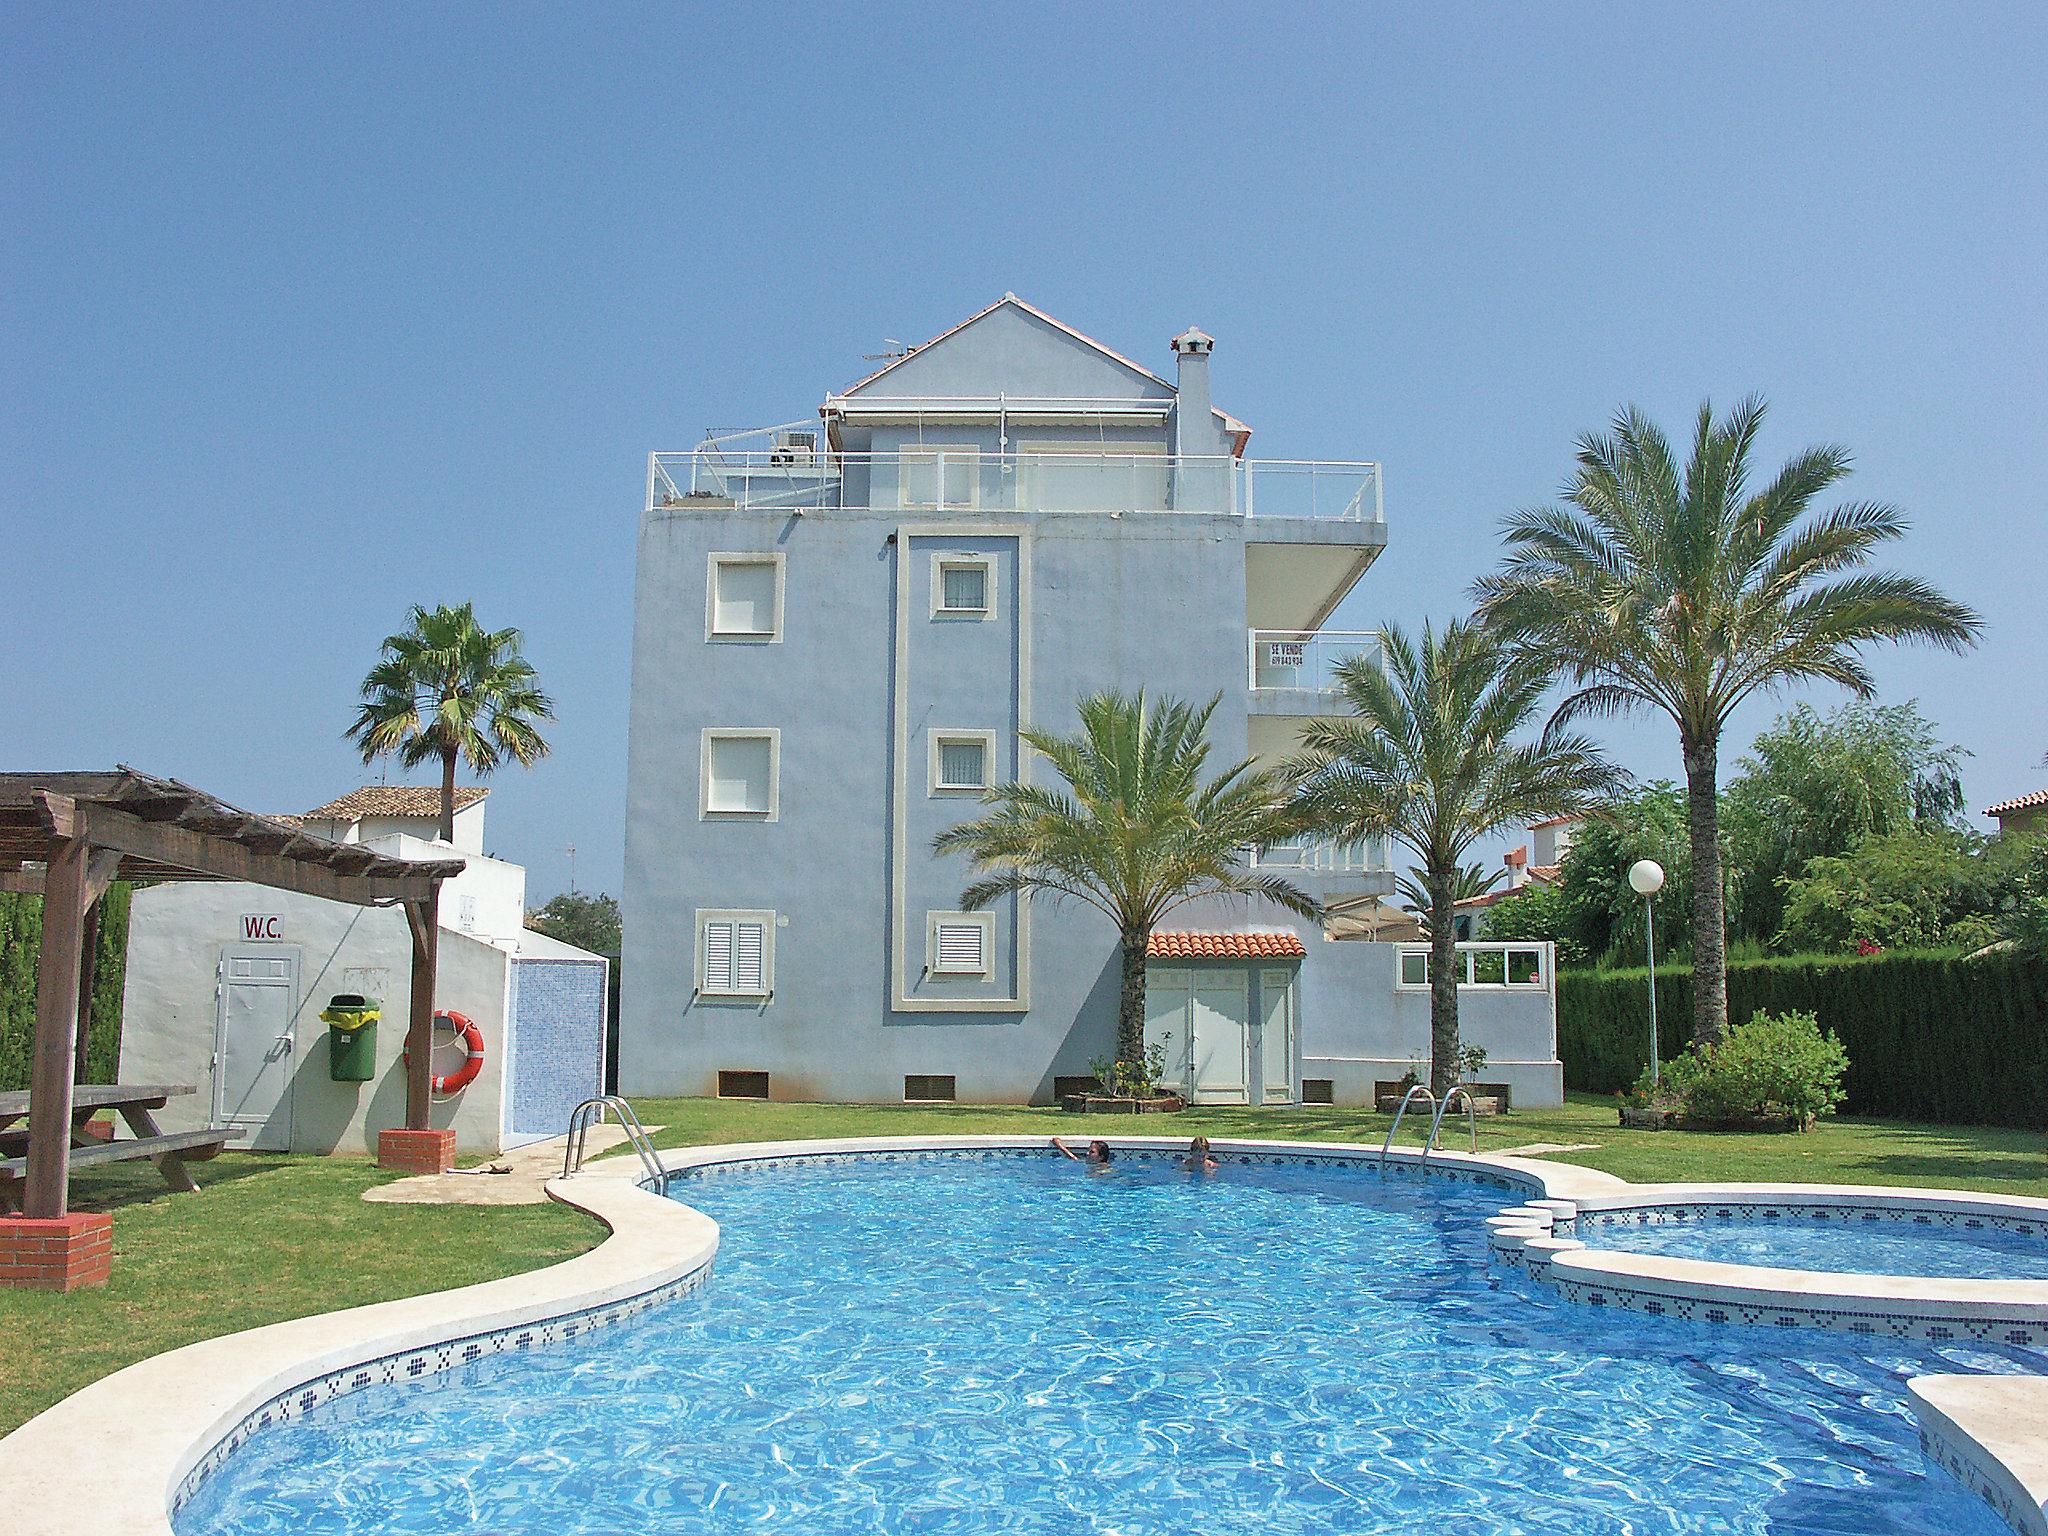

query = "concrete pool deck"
[[2, 1135, 2043, 1536]]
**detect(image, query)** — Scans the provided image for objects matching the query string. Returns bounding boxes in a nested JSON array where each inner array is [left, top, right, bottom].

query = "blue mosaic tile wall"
[[507, 959, 607, 1136]]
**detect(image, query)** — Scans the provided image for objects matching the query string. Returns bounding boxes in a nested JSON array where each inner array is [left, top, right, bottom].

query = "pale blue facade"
[[621, 296, 1563, 1107]]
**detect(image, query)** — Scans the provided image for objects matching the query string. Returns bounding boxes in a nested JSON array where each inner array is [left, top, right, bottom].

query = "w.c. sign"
[[240, 914, 285, 941]]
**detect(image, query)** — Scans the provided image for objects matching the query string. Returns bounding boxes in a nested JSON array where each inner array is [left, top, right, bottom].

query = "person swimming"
[[1181, 1135, 1219, 1173], [1052, 1136, 1115, 1172]]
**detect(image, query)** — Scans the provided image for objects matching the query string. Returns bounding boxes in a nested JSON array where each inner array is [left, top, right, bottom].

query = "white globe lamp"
[[1627, 860, 1666, 1083]]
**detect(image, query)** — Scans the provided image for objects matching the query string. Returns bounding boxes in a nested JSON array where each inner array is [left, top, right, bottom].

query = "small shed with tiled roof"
[[1143, 932, 1306, 1106], [1984, 787, 2048, 837]]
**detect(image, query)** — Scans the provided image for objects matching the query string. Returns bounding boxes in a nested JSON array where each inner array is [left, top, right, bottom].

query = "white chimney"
[[1171, 326, 1214, 459]]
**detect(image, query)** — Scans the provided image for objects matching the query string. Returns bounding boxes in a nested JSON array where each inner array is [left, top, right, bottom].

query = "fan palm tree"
[[934, 691, 1318, 1071], [347, 603, 555, 841], [1287, 619, 1620, 1095], [1474, 399, 1981, 1044]]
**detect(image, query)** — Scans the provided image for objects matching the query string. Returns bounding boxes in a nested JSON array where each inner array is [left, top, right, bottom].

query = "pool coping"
[[2, 1133, 2042, 1536]]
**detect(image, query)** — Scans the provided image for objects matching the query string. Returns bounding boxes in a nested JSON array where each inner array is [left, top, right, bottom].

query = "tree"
[[1392, 862, 1501, 919], [1475, 398, 1981, 1044], [934, 692, 1315, 1071], [528, 891, 621, 956], [347, 603, 555, 842], [1723, 700, 1967, 945], [1550, 783, 1698, 964], [1474, 879, 1586, 965], [1285, 619, 1621, 1094], [1775, 828, 1981, 953]]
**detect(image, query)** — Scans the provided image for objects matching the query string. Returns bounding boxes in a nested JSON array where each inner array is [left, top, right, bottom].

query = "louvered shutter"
[[734, 922, 766, 993], [703, 921, 736, 992], [935, 921, 986, 974]]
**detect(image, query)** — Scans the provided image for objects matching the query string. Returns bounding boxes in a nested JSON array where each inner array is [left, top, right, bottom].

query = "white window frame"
[[926, 910, 996, 978], [1394, 943, 1550, 991], [705, 552, 786, 643], [696, 908, 776, 998], [928, 728, 998, 795], [699, 728, 780, 820], [931, 553, 997, 621], [901, 444, 981, 510]]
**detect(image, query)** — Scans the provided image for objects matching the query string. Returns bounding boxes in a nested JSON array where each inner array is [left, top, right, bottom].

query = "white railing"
[[1394, 942, 1554, 992], [1248, 629, 1383, 693], [646, 449, 1382, 521], [1256, 835, 1389, 875]]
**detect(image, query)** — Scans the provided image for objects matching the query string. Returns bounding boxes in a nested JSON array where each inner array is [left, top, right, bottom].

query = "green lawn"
[[4, 1093, 2040, 1436]]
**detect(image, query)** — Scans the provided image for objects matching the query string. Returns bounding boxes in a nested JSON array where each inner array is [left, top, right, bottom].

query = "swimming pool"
[[1577, 1203, 2048, 1281], [177, 1150, 2041, 1536]]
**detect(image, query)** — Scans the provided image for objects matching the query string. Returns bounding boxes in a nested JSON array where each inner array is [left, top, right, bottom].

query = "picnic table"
[[0, 1085, 243, 1210]]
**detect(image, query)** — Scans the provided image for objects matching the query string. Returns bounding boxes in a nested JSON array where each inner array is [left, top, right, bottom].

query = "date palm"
[[347, 602, 555, 841], [1474, 399, 1980, 1043], [1287, 619, 1620, 1095], [935, 691, 1318, 1070]]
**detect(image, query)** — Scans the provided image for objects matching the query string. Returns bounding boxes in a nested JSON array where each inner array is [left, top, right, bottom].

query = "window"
[[929, 729, 997, 794], [701, 730, 779, 818], [904, 1074, 957, 1102], [902, 446, 979, 509], [697, 909, 775, 997], [707, 553, 784, 641], [931, 554, 995, 619], [927, 911, 994, 977], [718, 1070, 770, 1099], [1398, 949, 1429, 987]]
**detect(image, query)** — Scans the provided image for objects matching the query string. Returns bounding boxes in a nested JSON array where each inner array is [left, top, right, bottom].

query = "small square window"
[[927, 911, 995, 977], [1398, 950, 1429, 987], [701, 730, 779, 818], [931, 555, 995, 619], [929, 730, 996, 794], [707, 554, 784, 641], [698, 909, 775, 997]]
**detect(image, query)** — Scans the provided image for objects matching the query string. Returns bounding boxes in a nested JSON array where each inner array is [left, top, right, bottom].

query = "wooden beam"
[[25, 837, 87, 1218], [71, 851, 121, 1083], [29, 792, 444, 907], [405, 892, 439, 1130], [0, 869, 43, 896]]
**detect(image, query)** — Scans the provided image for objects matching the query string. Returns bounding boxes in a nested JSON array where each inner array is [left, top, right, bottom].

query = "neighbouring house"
[[1984, 788, 2048, 838], [120, 787, 609, 1155], [1452, 813, 1583, 940], [622, 295, 1564, 1109]]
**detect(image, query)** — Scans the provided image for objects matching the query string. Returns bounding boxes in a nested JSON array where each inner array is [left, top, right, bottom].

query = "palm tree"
[[1474, 399, 1980, 1044], [347, 603, 555, 841], [934, 692, 1318, 1071], [1287, 619, 1620, 1095], [1393, 862, 1503, 922]]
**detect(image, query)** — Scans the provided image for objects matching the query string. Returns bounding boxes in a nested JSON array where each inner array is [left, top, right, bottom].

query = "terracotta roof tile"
[[1984, 788, 2048, 817], [1148, 931, 1306, 959], [298, 786, 489, 821]]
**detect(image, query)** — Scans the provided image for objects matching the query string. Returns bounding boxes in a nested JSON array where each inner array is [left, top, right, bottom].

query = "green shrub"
[[0, 885, 132, 1091], [1559, 946, 2048, 1128], [1689, 1009, 1847, 1123]]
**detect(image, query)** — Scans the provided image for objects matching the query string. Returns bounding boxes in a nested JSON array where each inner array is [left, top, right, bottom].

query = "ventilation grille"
[[717, 1070, 770, 1100], [1300, 1078, 1335, 1105], [904, 1074, 957, 1102]]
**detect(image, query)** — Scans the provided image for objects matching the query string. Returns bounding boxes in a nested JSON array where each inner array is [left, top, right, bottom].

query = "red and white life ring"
[[424, 1009, 485, 1094]]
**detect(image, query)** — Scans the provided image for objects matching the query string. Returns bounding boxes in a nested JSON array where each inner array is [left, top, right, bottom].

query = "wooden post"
[[71, 855, 122, 1084], [25, 837, 88, 1219], [404, 888, 440, 1131]]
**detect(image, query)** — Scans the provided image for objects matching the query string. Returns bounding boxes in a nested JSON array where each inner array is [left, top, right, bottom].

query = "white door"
[[215, 946, 300, 1150], [1190, 972, 1250, 1104], [1254, 969, 1296, 1104], [1144, 969, 1193, 1093]]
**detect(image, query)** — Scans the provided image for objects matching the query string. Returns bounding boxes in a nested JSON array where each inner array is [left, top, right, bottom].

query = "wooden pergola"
[[0, 769, 465, 1219]]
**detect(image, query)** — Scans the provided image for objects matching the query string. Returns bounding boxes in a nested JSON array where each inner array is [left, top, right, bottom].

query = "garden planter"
[[1378, 1093, 1504, 1116], [1060, 1093, 1186, 1115], [1619, 1105, 1679, 1129], [1620, 1104, 1816, 1133]]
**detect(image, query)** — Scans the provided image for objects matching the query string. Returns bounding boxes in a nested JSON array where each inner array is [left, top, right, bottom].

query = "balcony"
[[647, 446, 1382, 521], [1247, 629, 1382, 710], [1255, 835, 1390, 877]]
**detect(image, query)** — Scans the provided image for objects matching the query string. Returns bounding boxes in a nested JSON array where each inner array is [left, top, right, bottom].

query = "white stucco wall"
[[118, 881, 512, 1155]]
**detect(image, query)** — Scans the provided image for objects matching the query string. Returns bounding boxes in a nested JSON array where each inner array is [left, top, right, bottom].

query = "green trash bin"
[[321, 993, 381, 1082]]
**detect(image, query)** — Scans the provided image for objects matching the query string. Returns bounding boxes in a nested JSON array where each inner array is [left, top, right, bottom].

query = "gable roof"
[[833, 293, 1252, 439], [1985, 788, 2048, 818], [297, 786, 489, 822]]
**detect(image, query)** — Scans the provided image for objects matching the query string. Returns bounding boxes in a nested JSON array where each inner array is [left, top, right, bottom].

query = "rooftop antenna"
[[565, 843, 578, 894], [862, 338, 910, 362]]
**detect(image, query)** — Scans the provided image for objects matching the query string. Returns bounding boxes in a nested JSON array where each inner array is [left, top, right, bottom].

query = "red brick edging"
[[376, 1128, 457, 1174], [0, 1212, 114, 1291]]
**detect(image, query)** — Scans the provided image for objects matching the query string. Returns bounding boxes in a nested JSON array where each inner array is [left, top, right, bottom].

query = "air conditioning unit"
[[769, 431, 817, 466]]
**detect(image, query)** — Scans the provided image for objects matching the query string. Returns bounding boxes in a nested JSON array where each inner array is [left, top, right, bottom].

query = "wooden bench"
[[0, 1127, 245, 1210], [0, 1085, 246, 1210]]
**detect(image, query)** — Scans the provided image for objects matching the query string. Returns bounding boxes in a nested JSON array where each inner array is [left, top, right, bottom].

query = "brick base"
[[377, 1128, 457, 1174], [0, 1213, 114, 1291]]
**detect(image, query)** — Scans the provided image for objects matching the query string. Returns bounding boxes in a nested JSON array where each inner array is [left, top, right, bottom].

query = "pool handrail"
[[1378, 1084, 1437, 1167], [563, 1095, 666, 1183], [1422, 1085, 1480, 1166]]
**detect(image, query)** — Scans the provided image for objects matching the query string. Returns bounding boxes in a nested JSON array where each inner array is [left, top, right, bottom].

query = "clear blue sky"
[[6, 3, 2043, 898]]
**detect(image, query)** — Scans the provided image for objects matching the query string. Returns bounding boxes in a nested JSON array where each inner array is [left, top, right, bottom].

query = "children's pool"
[[1578, 1204, 2048, 1280], [177, 1151, 2041, 1535]]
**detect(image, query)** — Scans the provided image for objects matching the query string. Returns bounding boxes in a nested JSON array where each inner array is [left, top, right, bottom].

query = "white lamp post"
[[1628, 859, 1666, 1085]]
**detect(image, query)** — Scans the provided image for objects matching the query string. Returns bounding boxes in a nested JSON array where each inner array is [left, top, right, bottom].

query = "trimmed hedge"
[[0, 885, 132, 1091], [1559, 947, 2048, 1129]]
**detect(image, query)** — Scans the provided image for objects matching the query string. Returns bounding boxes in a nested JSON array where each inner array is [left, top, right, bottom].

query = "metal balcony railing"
[[1255, 836, 1390, 875], [1248, 629, 1383, 694], [647, 446, 1383, 520]]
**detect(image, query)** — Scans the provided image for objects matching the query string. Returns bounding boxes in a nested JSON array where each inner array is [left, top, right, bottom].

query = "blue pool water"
[[1580, 1206, 2048, 1280], [178, 1152, 2043, 1536]]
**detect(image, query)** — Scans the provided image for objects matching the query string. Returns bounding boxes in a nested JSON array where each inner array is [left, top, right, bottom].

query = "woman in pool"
[[1181, 1135, 1219, 1174], [1052, 1137, 1114, 1172]]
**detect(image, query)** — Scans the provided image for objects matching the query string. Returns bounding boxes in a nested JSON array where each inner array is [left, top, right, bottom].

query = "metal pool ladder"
[[1378, 1082, 1480, 1168], [563, 1095, 667, 1184]]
